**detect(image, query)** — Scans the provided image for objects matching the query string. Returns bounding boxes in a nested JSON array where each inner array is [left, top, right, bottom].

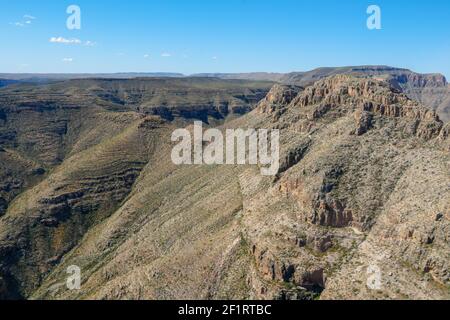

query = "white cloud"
[[10, 22, 25, 27], [212, 56, 218, 60], [144, 54, 150, 59], [62, 58, 74, 62], [50, 37, 82, 44], [10, 14, 36, 27], [161, 53, 172, 57], [49, 37, 95, 46]]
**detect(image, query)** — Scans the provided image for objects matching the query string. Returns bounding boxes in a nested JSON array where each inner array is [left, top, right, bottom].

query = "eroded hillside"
[[0, 78, 272, 299], [197, 66, 450, 122], [0, 78, 272, 217], [0, 75, 449, 300]]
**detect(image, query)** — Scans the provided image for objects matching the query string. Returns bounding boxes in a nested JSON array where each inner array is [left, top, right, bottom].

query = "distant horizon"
[[0, 65, 448, 79]]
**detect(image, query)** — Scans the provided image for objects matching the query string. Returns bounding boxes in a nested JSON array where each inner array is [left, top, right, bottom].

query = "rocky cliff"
[[0, 75, 448, 300], [282, 66, 450, 123], [194, 66, 450, 123]]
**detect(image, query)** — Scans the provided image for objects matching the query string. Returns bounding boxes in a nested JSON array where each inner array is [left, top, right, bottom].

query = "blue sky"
[[1, 0, 449, 77]]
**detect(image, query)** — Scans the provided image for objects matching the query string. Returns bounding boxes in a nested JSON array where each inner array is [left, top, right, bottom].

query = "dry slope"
[[0, 75, 449, 300]]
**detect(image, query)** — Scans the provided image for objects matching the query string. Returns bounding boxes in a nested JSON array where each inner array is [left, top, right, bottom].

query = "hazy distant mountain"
[[0, 79, 19, 88], [0, 73, 185, 82], [191, 66, 447, 86], [192, 72, 286, 82]]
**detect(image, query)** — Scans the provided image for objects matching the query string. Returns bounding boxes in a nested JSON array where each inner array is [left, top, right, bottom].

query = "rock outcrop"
[[258, 84, 302, 119], [0, 75, 448, 300]]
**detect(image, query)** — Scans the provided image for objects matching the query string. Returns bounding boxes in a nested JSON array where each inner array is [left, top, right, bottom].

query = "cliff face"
[[279, 66, 450, 123], [0, 78, 271, 299], [0, 75, 449, 300], [191, 66, 450, 123], [246, 75, 449, 299], [0, 78, 271, 217], [397, 78, 450, 123]]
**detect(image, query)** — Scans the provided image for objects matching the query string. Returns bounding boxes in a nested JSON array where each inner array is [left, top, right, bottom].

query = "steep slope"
[[0, 78, 272, 299], [0, 113, 171, 298], [5, 75, 446, 300], [247, 75, 449, 299], [193, 66, 450, 122], [282, 66, 450, 122], [0, 78, 271, 220]]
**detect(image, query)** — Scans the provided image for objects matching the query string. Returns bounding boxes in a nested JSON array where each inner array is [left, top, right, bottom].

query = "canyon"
[[0, 67, 448, 300]]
